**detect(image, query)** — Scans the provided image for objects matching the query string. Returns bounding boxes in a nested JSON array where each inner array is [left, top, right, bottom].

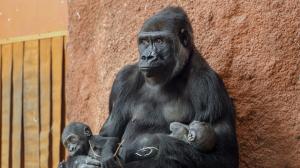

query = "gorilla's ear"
[[178, 28, 189, 47], [84, 127, 92, 137]]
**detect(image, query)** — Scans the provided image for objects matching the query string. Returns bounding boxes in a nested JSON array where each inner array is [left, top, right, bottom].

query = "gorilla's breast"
[[162, 99, 194, 123], [129, 97, 194, 128]]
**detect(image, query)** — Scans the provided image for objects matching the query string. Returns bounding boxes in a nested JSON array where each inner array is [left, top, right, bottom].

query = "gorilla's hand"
[[101, 156, 122, 168], [76, 156, 101, 168], [135, 146, 159, 159], [58, 161, 66, 168]]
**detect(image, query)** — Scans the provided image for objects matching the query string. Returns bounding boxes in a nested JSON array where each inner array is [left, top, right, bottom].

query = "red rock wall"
[[66, 1, 300, 167]]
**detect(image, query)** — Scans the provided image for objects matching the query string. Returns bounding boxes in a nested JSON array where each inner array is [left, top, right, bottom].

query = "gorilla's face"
[[138, 31, 176, 78], [137, 16, 190, 83]]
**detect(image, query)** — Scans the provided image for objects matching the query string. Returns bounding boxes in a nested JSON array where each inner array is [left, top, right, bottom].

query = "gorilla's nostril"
[[147, 56, 154, 60], [141, 56, 146, 60], [70, 146, 75, 151]]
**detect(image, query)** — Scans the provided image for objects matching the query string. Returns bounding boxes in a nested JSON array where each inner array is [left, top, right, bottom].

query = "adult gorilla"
[[81, 7, 238, 168]]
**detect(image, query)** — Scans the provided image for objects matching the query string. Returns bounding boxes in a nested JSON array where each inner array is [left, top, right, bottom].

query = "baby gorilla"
[[170, 121, 216, 152], [58, 122, 120, 168]]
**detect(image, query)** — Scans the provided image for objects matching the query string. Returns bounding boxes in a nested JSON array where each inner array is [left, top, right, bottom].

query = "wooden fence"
[[0, 32, 67, 168]]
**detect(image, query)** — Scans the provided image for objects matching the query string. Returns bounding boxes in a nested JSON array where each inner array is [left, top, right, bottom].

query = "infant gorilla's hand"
[[76, 156, 101, 168], [58, 161, 66, 168]]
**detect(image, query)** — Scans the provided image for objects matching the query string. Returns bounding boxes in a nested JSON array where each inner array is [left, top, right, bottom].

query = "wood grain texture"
[[39, 39, 51, 168], [23, 40, 40, 168], [1, 44, 12, 168], [12, 42, 24, 168], [51, 37, 63, 168], [0, 35, 65, 168], [0, 45, 1, 167]]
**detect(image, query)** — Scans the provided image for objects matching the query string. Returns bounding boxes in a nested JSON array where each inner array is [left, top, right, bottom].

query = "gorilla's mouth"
[[139, 64, 162, 71], [139, 66, 161, 77], [139, 67, 151, 70], [139, 66, 162, 72]]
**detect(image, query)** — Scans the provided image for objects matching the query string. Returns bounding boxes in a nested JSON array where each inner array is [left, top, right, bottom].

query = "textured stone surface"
[[66, 1, 300, 167]]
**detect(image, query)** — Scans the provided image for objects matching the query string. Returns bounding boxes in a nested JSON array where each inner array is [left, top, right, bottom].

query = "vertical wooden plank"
[[62, 36, 68, 160], [0, 45, 2, 168], [23, 40, 40, 168], [12, 42, 24, 168], [39, 39, 51, 168], [1, 44, 12, 168], [0, 44, 2, 167], [52, 37, 63, 168], [63, 36, 67, 126]]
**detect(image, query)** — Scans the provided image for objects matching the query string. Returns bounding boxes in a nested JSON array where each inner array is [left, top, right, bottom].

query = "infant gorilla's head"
[[62, 122, 92, 156]]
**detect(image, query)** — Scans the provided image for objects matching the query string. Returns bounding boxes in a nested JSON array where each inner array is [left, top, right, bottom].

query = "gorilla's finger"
[[78, 164, 100, 168], [85, 157, 101, 166]]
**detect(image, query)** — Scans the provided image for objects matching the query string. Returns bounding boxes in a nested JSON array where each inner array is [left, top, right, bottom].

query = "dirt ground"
[[66, 1, 300, 167]]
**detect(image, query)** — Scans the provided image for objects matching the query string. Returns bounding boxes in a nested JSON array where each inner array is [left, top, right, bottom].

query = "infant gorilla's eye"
[[67, 135, 79, 144]]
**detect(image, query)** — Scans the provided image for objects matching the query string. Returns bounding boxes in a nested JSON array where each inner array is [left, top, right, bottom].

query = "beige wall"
[[0, 0, 68, 38]]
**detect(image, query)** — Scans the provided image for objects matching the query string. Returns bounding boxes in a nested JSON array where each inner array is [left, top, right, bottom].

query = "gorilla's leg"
[[119, 134, 160, 163], [122, 134, 202, 168]]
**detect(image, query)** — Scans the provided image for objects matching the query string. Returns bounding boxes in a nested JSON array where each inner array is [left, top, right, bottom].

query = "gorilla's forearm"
[[155, 133, 237, 168]]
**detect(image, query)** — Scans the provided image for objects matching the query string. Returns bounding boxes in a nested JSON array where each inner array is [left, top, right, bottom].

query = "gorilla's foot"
[[135, 146, 159, 159]]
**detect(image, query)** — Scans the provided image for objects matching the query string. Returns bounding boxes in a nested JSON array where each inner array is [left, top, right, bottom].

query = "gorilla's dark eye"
[[155, 38, 163, 44], [141, 39, 149, 45]]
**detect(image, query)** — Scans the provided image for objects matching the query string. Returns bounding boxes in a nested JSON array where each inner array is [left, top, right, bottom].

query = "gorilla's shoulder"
[[113, 63, 144, 91], [115, 64, 140, 81]]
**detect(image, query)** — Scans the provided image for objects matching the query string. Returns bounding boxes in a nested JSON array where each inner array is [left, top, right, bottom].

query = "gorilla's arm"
[[155, 125, 238, 168], [98, 66, 138, 168], [185, 68, 238, 167], [99, 65, 137, 137], [190, 69, 235, 124]]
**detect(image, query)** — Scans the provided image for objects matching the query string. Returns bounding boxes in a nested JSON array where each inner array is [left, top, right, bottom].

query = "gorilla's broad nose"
[[146, 55, 155, 61]]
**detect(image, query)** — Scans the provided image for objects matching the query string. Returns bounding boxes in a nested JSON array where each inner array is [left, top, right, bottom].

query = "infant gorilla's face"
[[63, 133, 89, 156], [187, 121, 207, 142]]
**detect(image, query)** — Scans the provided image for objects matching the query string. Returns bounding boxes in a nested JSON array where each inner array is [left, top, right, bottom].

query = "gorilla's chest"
[[130, 96, 194, 125]]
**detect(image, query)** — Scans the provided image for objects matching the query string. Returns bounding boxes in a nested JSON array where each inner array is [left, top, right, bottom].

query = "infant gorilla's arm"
[[170, 121, 216, 152]]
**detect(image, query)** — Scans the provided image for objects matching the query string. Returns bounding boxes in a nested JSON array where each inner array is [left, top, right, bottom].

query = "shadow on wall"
[[65, 1, 300, 168]]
